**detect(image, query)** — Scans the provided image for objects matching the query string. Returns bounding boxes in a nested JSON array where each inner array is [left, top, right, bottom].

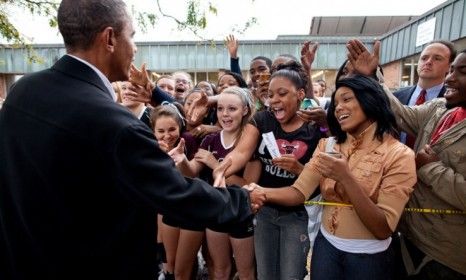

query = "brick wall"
[[381, 60, 401, 90]]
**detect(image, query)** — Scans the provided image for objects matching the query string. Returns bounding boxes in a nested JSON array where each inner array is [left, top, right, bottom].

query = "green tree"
[[0, 0, 59, 62]]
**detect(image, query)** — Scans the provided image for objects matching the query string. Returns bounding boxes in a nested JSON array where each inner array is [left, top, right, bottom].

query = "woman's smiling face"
[[267, 76, 304, 124], [333, 86, 372, 136]]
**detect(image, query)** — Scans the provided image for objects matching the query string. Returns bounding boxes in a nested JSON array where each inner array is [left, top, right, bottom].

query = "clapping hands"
[[346, 39, 381, 77], [301, 41, 319, 73]]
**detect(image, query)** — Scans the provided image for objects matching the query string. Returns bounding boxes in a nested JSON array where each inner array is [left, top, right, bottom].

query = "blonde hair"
[[220, 86, 255, 127]]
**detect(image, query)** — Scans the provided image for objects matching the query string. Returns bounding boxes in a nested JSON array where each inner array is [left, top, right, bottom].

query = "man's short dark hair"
[[58, 0, 128, 52], [427, 40, 457, 63]]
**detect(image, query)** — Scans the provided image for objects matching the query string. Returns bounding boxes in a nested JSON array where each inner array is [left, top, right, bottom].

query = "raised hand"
[[213, 158, 231, 188], [301, 41, 319, 73], [272, 154, 304, 175], [346, 39, 380, 76], [125, 83, 152, 104], [168, 138, 186, 165], [243, 183, 267, 213], [194, 148, 219, 170], [186, 90, 209, 123], [129, 63, 154, 92], [225, 34, 239, 59]]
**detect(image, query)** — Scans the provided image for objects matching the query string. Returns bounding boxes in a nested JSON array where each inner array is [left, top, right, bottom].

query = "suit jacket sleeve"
[[113, 123, 252, 226]]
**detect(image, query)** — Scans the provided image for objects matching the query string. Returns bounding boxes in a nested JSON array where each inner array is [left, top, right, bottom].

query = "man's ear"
[[101, 27, 115, 53]]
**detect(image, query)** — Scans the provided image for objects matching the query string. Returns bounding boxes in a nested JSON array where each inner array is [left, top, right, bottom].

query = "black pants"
[[392, 233, 466, 280]]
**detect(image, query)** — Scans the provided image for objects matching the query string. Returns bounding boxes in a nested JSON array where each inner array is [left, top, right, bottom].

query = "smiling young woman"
[[246, 75, 417, 280], [223, 61, 324, 280]]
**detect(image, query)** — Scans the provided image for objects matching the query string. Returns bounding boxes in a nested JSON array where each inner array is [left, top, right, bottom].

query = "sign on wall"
[[416, 17, 436, 47]]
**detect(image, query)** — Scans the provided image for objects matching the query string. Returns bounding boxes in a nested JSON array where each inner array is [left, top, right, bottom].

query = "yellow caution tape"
[[304, 200, 466, 215]]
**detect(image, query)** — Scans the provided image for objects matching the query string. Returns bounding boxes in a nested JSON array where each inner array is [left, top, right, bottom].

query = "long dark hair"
[[327, 75, 398, 143]]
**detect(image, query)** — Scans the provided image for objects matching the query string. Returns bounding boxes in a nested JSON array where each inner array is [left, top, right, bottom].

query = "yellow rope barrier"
[[304, 200, 466, 215]]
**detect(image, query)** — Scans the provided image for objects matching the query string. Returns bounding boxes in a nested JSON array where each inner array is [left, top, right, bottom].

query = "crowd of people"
[[0, 1, 465, 280]]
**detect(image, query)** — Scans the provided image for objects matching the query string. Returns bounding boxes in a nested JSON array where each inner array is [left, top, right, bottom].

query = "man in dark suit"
[[394, 40, 456, 146], [0, 1, 264, 280], [394, 40, 456, 105]]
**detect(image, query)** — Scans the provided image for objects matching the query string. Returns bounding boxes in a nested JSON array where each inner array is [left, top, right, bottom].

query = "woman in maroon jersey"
[[172, 86, 256, 280]]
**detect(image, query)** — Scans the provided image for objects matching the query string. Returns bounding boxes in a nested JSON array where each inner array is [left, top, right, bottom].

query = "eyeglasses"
[[175, 79, 190, 85]]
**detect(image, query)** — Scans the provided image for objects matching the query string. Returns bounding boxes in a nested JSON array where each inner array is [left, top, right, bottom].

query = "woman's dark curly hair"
[[327, 74, 398, 143]]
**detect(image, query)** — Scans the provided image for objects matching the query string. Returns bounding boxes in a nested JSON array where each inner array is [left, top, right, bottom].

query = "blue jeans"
[[254, 205, 309, 280], [311, 230, 395, 280]]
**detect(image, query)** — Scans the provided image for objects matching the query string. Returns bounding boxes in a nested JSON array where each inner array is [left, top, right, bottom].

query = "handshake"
[[243, 183, 267, 213]]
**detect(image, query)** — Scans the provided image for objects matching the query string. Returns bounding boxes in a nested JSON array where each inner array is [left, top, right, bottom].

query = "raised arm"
[[300, 41, 318, 97], [226, 34, 242, 75], [346, 39, 434, 136], [346, 39, 380, 77]]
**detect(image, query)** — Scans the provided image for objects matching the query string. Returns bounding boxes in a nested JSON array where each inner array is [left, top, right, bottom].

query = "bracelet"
[[320, 126, 329, 133]]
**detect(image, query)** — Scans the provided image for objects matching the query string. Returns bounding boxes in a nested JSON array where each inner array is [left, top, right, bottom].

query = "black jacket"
[[0, 55, 252, 280]]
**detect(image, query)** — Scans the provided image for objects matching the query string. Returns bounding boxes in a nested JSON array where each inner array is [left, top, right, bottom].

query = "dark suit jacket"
[[140, 106, 152, 128], [393, 85, 446, 105], [0, 55, 252, 280]]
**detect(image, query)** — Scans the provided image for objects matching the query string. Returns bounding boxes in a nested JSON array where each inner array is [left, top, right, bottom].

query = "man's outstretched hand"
[[243, 183, 267, 213]]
